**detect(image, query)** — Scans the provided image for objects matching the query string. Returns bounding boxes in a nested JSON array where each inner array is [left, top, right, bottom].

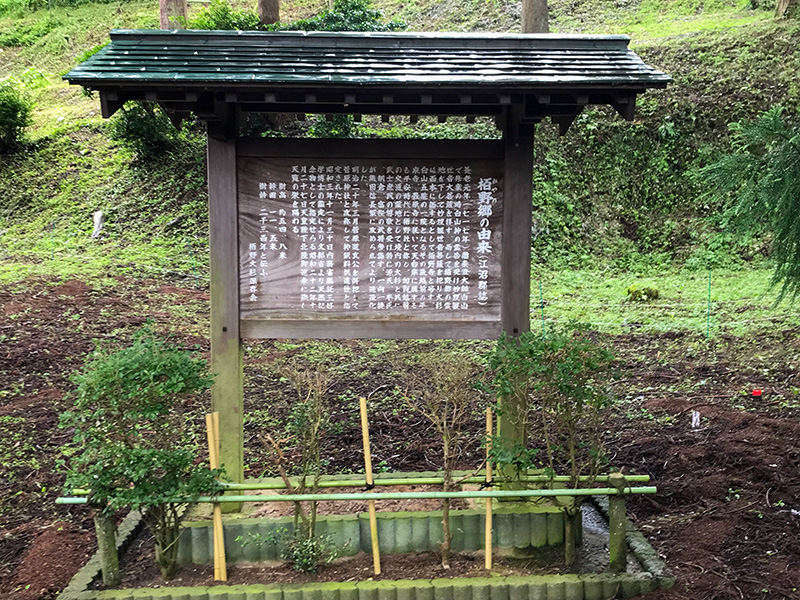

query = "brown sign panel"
[[237, 139, 504, 339]]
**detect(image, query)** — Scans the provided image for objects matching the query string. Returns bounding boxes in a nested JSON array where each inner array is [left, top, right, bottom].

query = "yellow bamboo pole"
[[359, 397, 381, 575], [206, 412, 227, 581], [485, 407, 493, 570]]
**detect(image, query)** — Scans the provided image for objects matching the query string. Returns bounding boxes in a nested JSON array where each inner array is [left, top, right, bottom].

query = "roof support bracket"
[[99, 93, 126, 118], [610, 94, 637, 121]]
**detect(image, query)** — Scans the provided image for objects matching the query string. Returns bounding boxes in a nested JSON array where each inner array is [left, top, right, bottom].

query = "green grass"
[[535, 267, 799, 336], [0, 0, 798, 317], [549, 0, 772, 42]]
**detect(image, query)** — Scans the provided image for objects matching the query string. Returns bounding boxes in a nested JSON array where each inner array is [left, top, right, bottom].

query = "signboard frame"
[[236, 138, 506, 340], [208, 127, 533, 485]]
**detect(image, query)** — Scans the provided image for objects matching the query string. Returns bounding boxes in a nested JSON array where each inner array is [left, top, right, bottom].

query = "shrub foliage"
[[0, 79, 32, 152], [61, 327, 220, 580]]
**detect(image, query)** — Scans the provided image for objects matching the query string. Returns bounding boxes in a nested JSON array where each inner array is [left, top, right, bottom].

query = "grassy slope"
[[0, 0, 797, 287]]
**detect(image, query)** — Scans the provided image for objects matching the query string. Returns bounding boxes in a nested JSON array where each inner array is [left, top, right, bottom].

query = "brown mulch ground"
[[1, 276, 798, 599]]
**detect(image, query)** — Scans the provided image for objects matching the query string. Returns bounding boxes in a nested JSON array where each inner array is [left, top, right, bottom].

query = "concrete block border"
[[60, 572, 665, 600], [590, 497, 675, 590], [60, 509, 144, 600], [60, 473, 673, 600], [178, 505, 569, 564]]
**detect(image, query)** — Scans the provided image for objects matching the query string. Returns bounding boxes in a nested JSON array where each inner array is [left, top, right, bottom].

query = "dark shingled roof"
[[64, 30, 670, 130], [67, 29, 669, 87]]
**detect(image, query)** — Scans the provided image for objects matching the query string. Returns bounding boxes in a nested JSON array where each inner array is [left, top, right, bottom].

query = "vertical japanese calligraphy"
[[238, 154, 502, 324]]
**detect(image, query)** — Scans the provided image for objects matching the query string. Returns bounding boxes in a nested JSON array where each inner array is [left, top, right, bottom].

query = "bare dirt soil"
[[0, 276, 798, 599], [106, 535, 605, 590]]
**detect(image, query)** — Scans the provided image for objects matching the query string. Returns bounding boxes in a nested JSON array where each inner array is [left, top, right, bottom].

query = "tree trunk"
[[522, 0, 549, 33], [159, 0, 187, 29], [94, 512, 121, 587], [441, 497, 451, 569], [259, 0, 280, 25], [775, 0, 791, 18], [563, 509, 577, 566]]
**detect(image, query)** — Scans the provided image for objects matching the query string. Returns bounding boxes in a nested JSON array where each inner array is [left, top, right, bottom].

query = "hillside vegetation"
[[1, 3, 800, 600], [0, 0, 797, 282]]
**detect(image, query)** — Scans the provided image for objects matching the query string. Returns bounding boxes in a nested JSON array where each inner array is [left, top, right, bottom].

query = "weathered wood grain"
[[208, 134, 244, 489], [237, 139, 504, 339]]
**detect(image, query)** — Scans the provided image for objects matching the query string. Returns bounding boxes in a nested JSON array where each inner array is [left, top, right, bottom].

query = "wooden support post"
[[208, 131, 244, 511], [608, 472, 628, 573], [94, 511, 120, 586], [359, 397, 381, 575], [206, 412, 227, 581], [564, 507, 577, 566], [498, 110, 534, 484]]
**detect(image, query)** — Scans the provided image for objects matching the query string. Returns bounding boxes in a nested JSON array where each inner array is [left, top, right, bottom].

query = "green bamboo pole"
[[69, 474, 651, 495], [57, 486, 657, 505]]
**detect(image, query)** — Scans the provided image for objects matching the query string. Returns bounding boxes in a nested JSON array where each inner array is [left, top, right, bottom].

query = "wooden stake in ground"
[[206, 412, 227, 581], [359, 397, 381, 575], [485, 407, 493, 570], [608, 472, 628, 573]]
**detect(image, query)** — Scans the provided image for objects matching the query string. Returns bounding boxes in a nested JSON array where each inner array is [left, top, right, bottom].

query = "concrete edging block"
[[183, 508, 568, 566]]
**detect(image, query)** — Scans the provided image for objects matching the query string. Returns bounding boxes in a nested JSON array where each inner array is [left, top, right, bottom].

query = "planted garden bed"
[[60, 494, 672, 600]]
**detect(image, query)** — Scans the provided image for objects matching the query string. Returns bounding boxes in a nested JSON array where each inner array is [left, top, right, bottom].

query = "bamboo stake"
[[359, 397, 381, 575], [485, 407, 493, 570], [206, 412, 227, 582]]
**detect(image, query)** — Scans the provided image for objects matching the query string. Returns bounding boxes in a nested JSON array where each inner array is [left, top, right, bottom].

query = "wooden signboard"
[[237, 139, 505, 339]]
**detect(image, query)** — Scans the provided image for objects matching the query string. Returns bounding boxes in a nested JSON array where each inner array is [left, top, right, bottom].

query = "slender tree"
[[522, 0, 549, 33], [259, 0, 280, 25], [775, 0, 792, 18], [160, 0, 188, 29]]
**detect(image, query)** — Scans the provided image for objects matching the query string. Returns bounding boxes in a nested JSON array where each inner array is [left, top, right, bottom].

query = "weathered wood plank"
[[240, 319, 501, 340], [236, 143, 504, 335], [237, 138, 504, 159], [208, 134, 244, 490], [497, 113, 534, 467]]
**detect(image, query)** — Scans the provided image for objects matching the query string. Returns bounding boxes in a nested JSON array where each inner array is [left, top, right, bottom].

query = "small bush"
[[107, 101, 181, 160], [188, 0, 405, 32], [282, 0, 405, 32], [239, 528, 339, 572], [187, 0, 263, 30], [626, 285, 660, 302], [61, 326, 219, 580], [309, 114, 354, 138], [0, 17, 58, 47], [0, 80, 32, 153]]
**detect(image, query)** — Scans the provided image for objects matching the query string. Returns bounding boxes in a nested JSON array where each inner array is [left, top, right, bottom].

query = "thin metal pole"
[[56, 487, 658, 505], [484, 407, 493, 570], [68, 474, 651, 495], [706, 269, 712, 339], [539, 279, 546, 339]]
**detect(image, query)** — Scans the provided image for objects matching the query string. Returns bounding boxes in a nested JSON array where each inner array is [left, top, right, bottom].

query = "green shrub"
[[309, 114, 354, 138], [60, 326, 220, 580], [0, 17, 59, 47], [239, 528, 339, 572], [487, 323, 616, 484], [281, 0, 405, 32], [0, 80, 32, 153], [188, 0, 404, 33], [107, 101, 181, 160], [187, 0, 263, 30]]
